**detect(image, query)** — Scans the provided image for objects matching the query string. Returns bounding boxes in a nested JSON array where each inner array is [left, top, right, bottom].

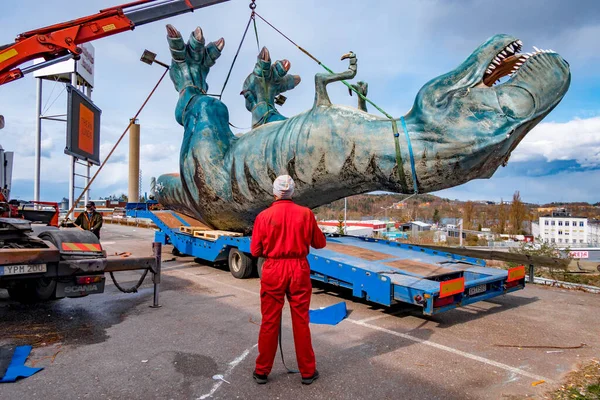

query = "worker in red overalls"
[[251, 175, 326, 385]]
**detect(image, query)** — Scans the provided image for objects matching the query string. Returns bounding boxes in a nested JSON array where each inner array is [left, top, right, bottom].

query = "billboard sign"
[[65, 85, 101, 165], [33, 42, 95, 87]]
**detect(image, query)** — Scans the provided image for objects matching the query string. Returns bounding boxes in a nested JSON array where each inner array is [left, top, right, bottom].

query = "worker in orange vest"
[[251, 175, 326, 385], [75, 202, 103, 239]]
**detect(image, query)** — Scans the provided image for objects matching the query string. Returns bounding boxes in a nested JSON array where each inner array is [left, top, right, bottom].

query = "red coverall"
[[251, 199, 327, 378]]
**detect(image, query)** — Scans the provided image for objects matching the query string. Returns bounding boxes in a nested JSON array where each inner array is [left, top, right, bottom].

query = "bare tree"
[[462, 201, 475, 230], [498, 199, 507, 234], [509, 191, 527, 234]]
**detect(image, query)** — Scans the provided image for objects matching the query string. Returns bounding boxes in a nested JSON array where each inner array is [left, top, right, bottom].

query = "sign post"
[[32, 43, 96, 205]]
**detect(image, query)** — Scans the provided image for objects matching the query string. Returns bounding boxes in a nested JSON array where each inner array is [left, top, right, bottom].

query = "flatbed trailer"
[[127, 204, 526, 315]]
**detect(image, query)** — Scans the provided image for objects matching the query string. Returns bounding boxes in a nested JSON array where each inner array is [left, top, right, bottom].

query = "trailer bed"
[[126, 206, 526, 315]]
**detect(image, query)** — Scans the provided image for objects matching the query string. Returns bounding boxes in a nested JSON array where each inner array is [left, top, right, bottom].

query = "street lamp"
[[140, 50, 170, 69]]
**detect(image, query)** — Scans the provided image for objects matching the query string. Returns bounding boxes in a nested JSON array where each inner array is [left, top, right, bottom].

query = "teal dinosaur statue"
[[157, 24, 571, 233]]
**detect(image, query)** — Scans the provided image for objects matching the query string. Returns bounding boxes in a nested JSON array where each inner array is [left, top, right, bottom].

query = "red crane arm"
[[0, 0, 228, 86]]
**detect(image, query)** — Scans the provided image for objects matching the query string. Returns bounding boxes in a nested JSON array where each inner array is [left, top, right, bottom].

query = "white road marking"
[[356, 309, 407, 323], [197, 344, 258, 400], [345, 318, 552, 383], [167, 264, 553, 384]]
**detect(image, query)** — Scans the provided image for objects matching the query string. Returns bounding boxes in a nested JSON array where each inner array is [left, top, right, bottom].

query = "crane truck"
[[0, 0, 229, 302]]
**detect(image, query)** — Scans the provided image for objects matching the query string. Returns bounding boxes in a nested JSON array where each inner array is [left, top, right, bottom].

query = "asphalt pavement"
[[0, 224, 598, 399]]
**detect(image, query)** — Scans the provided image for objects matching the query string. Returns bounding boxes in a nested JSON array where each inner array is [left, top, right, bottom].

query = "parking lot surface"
[[1, 224, 598, 399]]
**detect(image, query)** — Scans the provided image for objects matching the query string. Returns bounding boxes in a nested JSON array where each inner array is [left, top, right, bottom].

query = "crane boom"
[[0, 0, 229, 86]]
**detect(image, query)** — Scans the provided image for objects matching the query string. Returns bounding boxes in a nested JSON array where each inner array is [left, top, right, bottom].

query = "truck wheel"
[[7, 278, 56, 303], [228, 249, 254, 279], [7, 284, 29, 302], [257, 258, 265, 279]]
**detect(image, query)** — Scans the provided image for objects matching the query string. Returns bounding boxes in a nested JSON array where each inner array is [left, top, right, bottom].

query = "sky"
[[1, 0, 600, 205]]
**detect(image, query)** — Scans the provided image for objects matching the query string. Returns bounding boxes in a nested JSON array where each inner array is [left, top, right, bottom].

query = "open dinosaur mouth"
[[482, 40, 556, 87]]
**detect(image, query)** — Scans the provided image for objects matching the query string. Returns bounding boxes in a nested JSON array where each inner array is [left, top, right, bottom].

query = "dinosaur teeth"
[[489, 64, 496, 70]]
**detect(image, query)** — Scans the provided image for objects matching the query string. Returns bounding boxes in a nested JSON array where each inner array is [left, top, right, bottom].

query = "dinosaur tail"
[[156, 173, 198, 218]]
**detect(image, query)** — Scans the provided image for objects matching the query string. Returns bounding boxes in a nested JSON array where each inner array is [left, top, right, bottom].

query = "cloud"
[[18, 136, 54, 158], [511, 116, 600, 167], [140, 143, 178, 161], [435, 168, 600, 204], [2, 0, 600, 206]]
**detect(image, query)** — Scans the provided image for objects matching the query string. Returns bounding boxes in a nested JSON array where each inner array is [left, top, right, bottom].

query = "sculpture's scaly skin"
[[157, 27, 571, 233]]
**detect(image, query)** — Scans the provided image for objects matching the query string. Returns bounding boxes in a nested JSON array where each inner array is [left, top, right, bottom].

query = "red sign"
[[79, 103, 95, 154], [569, 251, 589, 259]]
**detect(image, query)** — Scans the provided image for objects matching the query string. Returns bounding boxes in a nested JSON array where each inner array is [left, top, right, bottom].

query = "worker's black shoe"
[[253, 371, 268, 384], [301, 370, 319, 385]]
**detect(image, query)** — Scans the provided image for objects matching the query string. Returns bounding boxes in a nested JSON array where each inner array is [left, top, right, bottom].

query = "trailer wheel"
[[228, 249, 254, 279], [257, 258, 265, 279]]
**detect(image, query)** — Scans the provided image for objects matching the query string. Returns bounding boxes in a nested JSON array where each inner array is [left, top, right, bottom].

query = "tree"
[[509, 237, 572, 279], [432, 209, 441, 225], [337, 213, 345, 235], [462, 201, 475, 230], [497, 199, 507, 234], [509, 191, 527, 234]]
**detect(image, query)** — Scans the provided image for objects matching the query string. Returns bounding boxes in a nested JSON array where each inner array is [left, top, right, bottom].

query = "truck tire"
[[7, 277, 57, 303], [38, 229, 100, 251], [228, 248, 254, 279], [257, 258, 265, 279]]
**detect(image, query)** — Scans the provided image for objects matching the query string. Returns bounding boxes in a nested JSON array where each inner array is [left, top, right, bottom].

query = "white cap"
[[273, 175, 295, 199]]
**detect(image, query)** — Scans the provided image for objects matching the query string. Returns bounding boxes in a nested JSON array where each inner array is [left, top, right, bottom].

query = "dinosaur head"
[[408, 34, 570, 178]]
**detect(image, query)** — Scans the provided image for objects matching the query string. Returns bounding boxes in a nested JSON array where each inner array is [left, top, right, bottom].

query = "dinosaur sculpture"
[[156, 24, 571, 233]]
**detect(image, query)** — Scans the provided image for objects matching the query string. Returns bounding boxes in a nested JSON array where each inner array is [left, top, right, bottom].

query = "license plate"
[[0, 264, 47, 276], [468, 284, 487, 296]]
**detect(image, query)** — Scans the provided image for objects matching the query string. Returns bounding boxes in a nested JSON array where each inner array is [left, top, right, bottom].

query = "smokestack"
[[128, 119, 140, 203]]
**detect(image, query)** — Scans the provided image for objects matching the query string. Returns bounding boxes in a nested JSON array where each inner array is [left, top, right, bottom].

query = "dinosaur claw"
[[282, 59, 290, 71], [166, 24, 181, 38], [216, 38, 225, 51], [259, 46, 270, 62], [293, 75, 301, 86], [340, 51, 354, 61], [194, 27, 204, 42]]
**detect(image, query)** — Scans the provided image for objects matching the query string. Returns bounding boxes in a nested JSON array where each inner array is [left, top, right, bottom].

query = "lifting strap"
[[252, 11, 419, 194]]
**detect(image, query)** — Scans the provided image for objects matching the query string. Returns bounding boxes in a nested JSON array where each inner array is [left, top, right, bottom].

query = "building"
[[539, 209, 587, 245], [318, 220, 387, 237], [588, 220, 600, 246], [399, 221, 432, 232]]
